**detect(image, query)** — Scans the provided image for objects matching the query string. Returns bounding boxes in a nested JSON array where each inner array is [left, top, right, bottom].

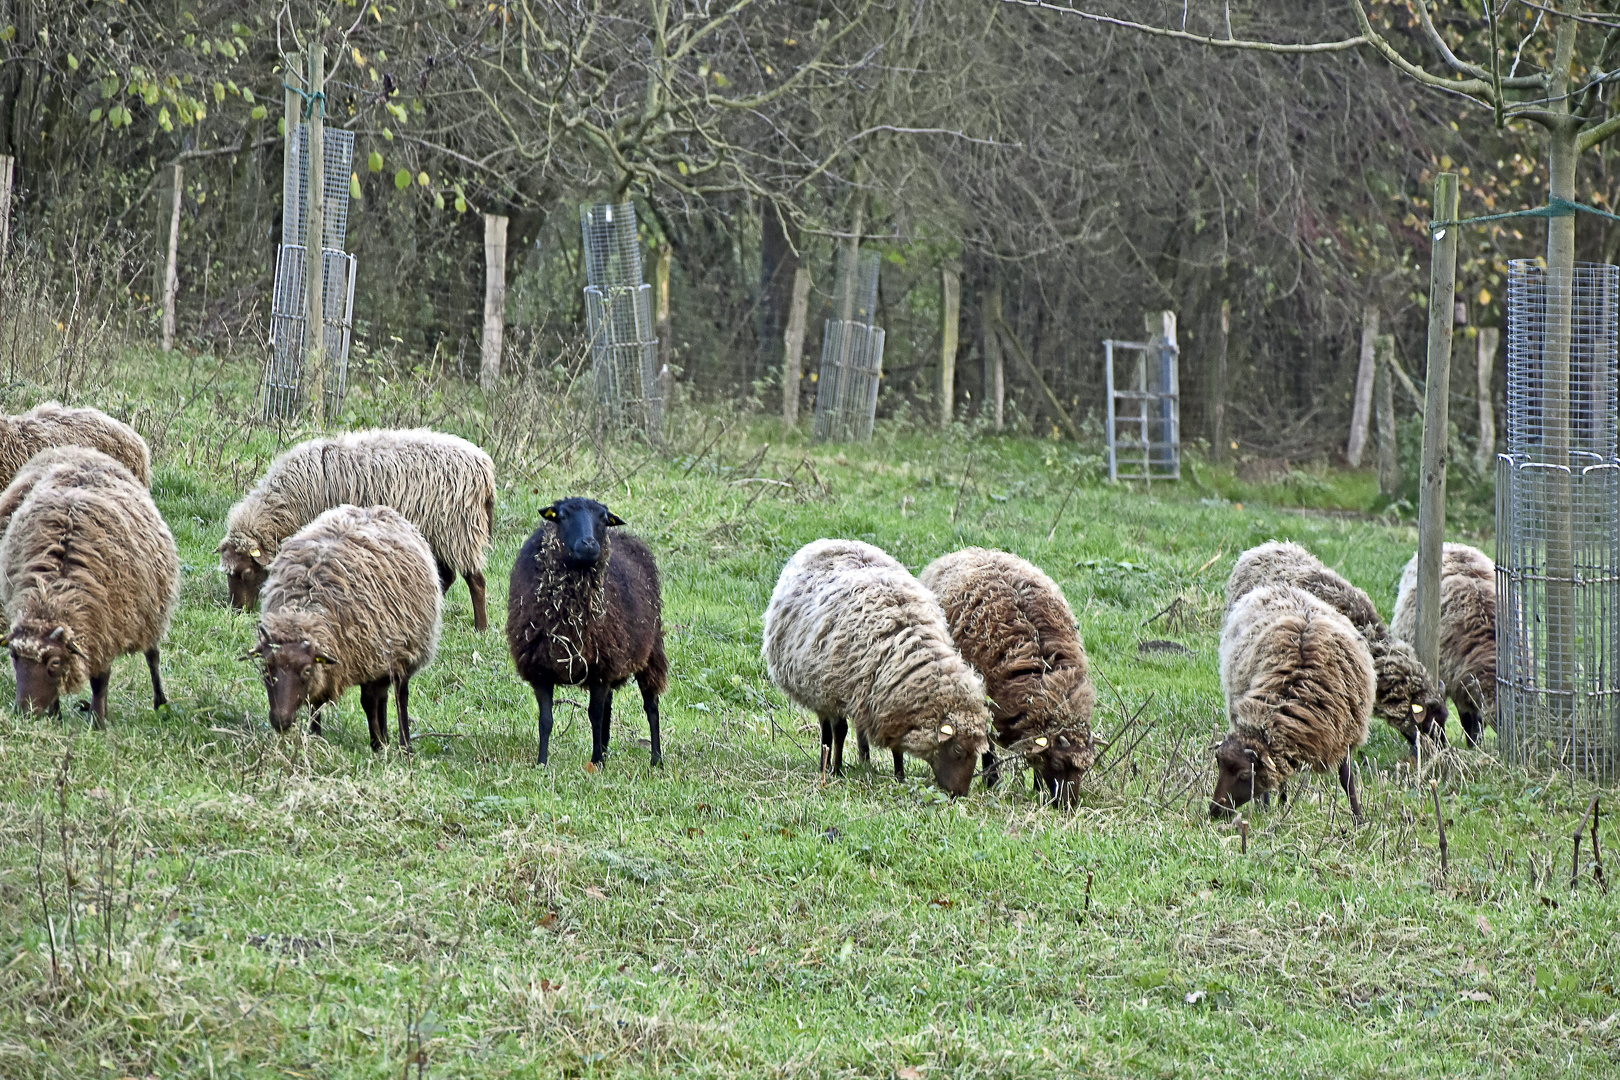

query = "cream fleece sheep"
[[762, 539, 990, 796], [1391, 543, 1497, 745], [1228, 540, 1444, 750], [252, 504, 441, 751], [0, 402, 151, 488], [218, 428, 495, 629], [919, 547, 1095, 802], [0, 449, 178, 724], [1211, 584, 1374, 821]]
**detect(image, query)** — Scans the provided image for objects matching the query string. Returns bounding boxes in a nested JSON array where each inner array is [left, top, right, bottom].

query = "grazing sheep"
[[1211, 584, 1375, 821], [506, 497, 666, 767], [218, 429, 495, 630], [919, 547, 1095, 803], [1227, 541, 1445, 752], [249, 505, 441, 751], [0, 402, 151, 490], [0, 451, 178, 723], [1391, 543, 1497, 745], [762, 539, 990, 796]]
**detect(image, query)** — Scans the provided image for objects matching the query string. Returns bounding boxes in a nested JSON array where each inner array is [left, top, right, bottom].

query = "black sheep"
[[506, 497, 668, 767]]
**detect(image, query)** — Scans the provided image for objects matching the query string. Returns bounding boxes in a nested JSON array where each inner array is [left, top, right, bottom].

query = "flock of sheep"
[[0, 401, 1497, 820]]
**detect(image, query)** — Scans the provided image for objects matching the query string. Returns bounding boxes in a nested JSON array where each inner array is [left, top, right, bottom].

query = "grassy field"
[[0, 348, 1615, 1079]]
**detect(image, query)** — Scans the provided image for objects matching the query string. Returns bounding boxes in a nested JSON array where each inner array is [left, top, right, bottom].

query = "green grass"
[[0, 350, 1615, 1079]]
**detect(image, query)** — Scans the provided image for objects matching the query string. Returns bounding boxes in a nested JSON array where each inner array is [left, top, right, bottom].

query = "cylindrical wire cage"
[[813, 319, 886, 442], [580, 203, 663, 437], [1497, 260, 1620, 779]]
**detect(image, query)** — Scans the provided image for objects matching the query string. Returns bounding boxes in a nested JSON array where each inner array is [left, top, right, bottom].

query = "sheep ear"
[[604, 512, 626, 527], [540, 506, 559, 521], [1034, 736, 1049, 748], [313, 652, 337, 666], [938, 723, 955, 739]]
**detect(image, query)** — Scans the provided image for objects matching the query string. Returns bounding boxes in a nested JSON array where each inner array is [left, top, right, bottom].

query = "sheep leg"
[[435, 558, 455, 594], [832, 717, 848, 777], [638, 675, 662, 767], [818, 716, 833, 775], [145, 648, 167, 710], [465, 571, 489, 632], [892, 750, 905, 783], [88, 671, 111, 729], [1460, 710, 1484, 747], [588, 683, 611, 766], [600, 688, 614, 761], [533, 679, 556, 766], [981, 751, 1000, 790], [1338, 757, 1363, 823], [857, 729, 871, 764], [360, 678, 388, 751], [394, 674, 413, 751]]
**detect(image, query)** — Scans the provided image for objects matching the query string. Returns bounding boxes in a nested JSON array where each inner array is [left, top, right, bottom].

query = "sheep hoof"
[[584, 761, 600, 774]]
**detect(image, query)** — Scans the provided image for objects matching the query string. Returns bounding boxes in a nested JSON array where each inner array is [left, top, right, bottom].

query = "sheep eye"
[[301, 666, 313, 679]]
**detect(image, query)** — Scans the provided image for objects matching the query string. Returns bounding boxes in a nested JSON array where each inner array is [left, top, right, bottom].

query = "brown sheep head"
[[1023, 730, 1095, 806], [1368, 637, 1447, 748], [910, 711, 989, 797], [1209, 734, 1279, 820], [249, 627, 337, 733], [218, 538, 272, 610], [6, 622, 89, 717]]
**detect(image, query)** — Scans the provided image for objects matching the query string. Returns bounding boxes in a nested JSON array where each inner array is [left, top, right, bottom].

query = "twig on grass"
[[1572, 795, 1605, 891], [1432, 781, 1448, 877], [951, 456, 975, 523], [1046, 471, 1083, 541]]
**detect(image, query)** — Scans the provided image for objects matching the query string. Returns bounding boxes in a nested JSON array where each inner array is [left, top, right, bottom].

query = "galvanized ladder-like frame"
[[1104, 322, 1179, 482]]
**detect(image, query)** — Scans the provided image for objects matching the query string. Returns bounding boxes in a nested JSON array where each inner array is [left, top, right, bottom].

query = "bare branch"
[[997, 0, 1367, 53]]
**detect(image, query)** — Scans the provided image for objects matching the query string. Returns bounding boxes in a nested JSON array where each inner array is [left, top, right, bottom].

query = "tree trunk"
[[1414, 172, 1459, 686], [1476, 326, 1499, 474], [0, 155, 13, 267], [984, 282, 1004, 430], [1543, 114, 1580, 712], [1211, 299, 1229, 462], [1375, 334, 1402, 497], [939, 265, 960, 429], [782, 265, 811, 425], [161, 164, 183, 353], [302, 45, 327, 419], [481, 213, 508, 390], [1346, 306, 1379, 466]]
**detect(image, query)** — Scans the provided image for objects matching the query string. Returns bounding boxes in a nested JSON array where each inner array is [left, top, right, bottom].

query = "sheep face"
[[1209, 736, 1276, 820], [254, 633, 336, 732], [1369, 638, 1447, 743], [8, 627, 84, 716], [925, 716, 989, 796], [540, 497, 625, 567], [1026, 732, 1094, 805], [219, 541, 271, 610]]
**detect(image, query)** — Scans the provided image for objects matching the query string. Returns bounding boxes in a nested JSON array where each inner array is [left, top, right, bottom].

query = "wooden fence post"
[[939, 265, 960, 429], [481, 213, 508, 390], [1476, 326, 1499, 474], [1414, 172, 1460, 685], [984, 284, 1004, 430], [1211, 299, 1230, 462], [1375, 333, 1402, 497], [1347, 306, 1380, 466], [161, 164, 183, 353], [302, 43, 327, 418], [782, 265, 811, 425], [0, 155, 13, 267]]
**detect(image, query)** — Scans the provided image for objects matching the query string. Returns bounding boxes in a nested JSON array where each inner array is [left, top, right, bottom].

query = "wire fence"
[[580, 203, 663, 437], [1496, 260, 1620, 779]]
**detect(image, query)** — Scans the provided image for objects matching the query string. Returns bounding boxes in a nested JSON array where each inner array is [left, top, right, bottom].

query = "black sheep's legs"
[[394, 674, 413, 751], [436, 559, 455, 594], [588, 683, 612, 766], [145, 648, 167, 709], [981, 750, 1000, 790], [465, 571, 488, 632], [1339, 757, 1363, 823], [533, 679, 556, 766], [818, 715, 833, 775], [639, 675, 662, 766], [832, 717, 848, 777], [1460, 709, 1484, 747], [360, 677, 388, 751], [857, 729, 871, 764], [892, 749, 905, 783], [601, 688, 614, 761], [88, 671, 110, 728]]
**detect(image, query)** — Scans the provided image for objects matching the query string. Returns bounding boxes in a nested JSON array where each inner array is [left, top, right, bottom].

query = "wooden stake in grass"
[[1240, 817, 1248, 855], [1431, 780, 1448, 877]]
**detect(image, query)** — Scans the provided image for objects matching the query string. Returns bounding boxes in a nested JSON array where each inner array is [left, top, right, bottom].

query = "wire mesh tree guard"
[[814, 248, 885, 442], [580, 203, 663, 437], [1496, 260, 1620, 779], [264, 124, 356, 421], [1103, 329, 1180, 482]]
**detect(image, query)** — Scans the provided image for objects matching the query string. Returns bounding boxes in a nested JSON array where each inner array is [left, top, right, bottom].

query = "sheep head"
[[1369, 637, 1447, 746], [1024, 730, 1095, 806], [7, 622, 88, 717], [1209, 733, 1279, 820], [540, 497, 625, 568], [218, 537, 273, 610], [251, 628, 337, 732], [918, 710, 989, 797]]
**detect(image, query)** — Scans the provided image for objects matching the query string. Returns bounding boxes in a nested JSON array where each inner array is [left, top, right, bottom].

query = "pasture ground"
[[0, 348, 1615, 1079]]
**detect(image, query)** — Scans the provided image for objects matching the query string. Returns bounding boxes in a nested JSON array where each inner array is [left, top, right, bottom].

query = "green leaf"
[[89, 108, 102, 123], [277, 116, 285, 135], [454, 195, 467, 213], [240, 86, 254, 103], [251, 104, 267, 120], [159, 106, 172, 132], [417, 171, 430, 188], [0, 26, 16, 43], [214, 82, 226, 103], [350, 172, 363, 200], [66, 53, 79, 71], [434, 192, 445, 210], [143, 84, 160, 105], [382, 127, 394, 141], [394, 168, 411, 190], [368, 150, 383, 173]]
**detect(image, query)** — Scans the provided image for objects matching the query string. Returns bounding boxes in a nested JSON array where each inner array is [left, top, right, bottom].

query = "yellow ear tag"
[[939, 724, 954, 737], [1035, 737, 1049, 748], [250, 548, 261, 558], [1411, 703, 1424, 714]]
